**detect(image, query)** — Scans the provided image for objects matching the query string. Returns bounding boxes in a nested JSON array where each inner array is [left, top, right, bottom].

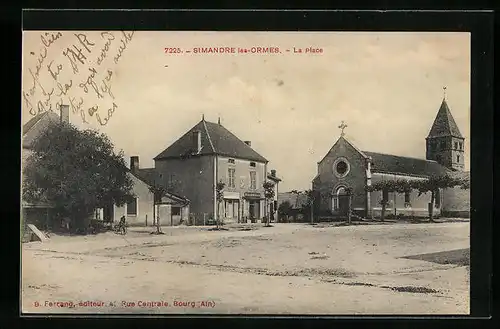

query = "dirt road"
[[21, 222, 469, 315]]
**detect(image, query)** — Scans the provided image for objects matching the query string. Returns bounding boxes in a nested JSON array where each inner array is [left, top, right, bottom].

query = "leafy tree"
[[366, 174, 470, 222], [290, 189, 316, 224], [303, 189, 315, 224], [22, 122, 134, 233], [344, 187, 353, 224], [263, 181, 275, 227], [411, 174, 469, 222], [365, 180, 409, 222], [215, 181, 225, 229], [278, 201, 292, 221]]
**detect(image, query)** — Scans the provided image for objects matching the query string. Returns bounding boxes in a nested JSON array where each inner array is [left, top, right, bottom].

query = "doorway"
[[333, 186, 350, 216], [103, 203, 114, 223], [338, 194, 350, 216], [248, 200, 260, 220]]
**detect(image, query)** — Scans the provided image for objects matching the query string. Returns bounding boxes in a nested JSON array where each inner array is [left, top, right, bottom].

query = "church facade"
[[312, 96, 470, 219]]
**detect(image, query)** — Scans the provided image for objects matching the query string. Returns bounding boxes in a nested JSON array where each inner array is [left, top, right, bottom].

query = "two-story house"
[[153, 117, 273, 223]]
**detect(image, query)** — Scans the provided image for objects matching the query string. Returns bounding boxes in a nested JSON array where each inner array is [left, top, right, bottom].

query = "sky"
[[22, 31, 470, 192]]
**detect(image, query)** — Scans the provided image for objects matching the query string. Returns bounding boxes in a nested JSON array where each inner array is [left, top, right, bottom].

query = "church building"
[[312, 92, 470, 219]]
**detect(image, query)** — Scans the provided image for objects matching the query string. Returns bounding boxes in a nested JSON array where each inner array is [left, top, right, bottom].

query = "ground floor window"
[[172, 206, 181, 216], [126, 197, 138, 216], [333, 197, 339, 211], [404, 191, 411, 204], [224, 199, 240, 219]]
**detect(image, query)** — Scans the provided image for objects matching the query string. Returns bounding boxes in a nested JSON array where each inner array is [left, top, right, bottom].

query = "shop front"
[[222, 191, 240, 224], [243, 191, 264, 223]]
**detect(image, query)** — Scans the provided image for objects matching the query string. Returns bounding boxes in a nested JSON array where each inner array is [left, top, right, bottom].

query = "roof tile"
[[154, 120, 268, 162], [427, 99, 464, 138], [363, 151, 450, 177]]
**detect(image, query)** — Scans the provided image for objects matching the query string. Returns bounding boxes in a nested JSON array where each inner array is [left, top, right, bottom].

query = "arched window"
[[332, 186, 348, 211]]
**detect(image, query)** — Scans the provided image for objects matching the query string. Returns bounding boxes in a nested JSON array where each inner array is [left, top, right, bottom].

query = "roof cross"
[[338, 121, 348, 137], [443, 86, 447, 100]]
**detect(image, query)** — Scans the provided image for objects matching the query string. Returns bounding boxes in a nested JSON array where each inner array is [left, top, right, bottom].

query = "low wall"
[[441, 210, 470, 218]]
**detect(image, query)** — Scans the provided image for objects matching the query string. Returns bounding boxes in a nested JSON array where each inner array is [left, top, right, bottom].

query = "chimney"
[[130, 156, 139, 173], [192, 131, 201, 153], [271, 169, 276, 177], [60, 104, 69, 123], [244, 141, 251, 147]]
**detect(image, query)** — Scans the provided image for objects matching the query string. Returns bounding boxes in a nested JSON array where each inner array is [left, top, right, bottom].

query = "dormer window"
[[228, 159, 235, 164], [454, 142, 458, 149], [250, 162, 256, 167]]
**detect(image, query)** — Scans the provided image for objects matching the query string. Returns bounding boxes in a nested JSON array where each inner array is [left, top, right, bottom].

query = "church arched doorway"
[[332, 186, 350, 216]]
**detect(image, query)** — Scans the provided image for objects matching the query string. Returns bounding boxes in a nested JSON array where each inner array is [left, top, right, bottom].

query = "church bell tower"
[[425, 87, 465, 171]]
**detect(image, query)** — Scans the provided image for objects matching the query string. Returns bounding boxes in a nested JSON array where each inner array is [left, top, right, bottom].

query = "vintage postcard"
[[21, 31, 470, 315]]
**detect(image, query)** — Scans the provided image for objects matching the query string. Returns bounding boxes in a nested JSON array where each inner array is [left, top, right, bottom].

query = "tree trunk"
[[152, 202, 156, 227], [267, 200, 271, 226], [429, 191, 435, 223], [216, 201, 220, 229], [156, 204, 161, 234], [381, 202, 386, 222]]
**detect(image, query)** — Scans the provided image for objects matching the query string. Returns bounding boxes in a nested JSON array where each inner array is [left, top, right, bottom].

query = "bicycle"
[[114, 216, 127, 235]]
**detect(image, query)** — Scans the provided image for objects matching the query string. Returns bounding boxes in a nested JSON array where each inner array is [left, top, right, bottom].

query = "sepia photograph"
[[21, 30, 470, 315]]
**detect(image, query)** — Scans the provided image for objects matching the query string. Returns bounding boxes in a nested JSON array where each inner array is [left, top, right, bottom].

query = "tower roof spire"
[[427, 91, 463, 139]]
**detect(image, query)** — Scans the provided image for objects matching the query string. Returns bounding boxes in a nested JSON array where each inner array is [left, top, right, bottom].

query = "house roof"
[[22, 111, 61, 149], [427, 99, 464, 139], [130, 168, 190, 204], [154, 119, 268, 163], [363, 151, 451, 178]]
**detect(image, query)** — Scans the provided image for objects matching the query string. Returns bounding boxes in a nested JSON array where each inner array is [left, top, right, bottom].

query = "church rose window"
[[336, 161, 347, 175], [333, 157, 350, 178]]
